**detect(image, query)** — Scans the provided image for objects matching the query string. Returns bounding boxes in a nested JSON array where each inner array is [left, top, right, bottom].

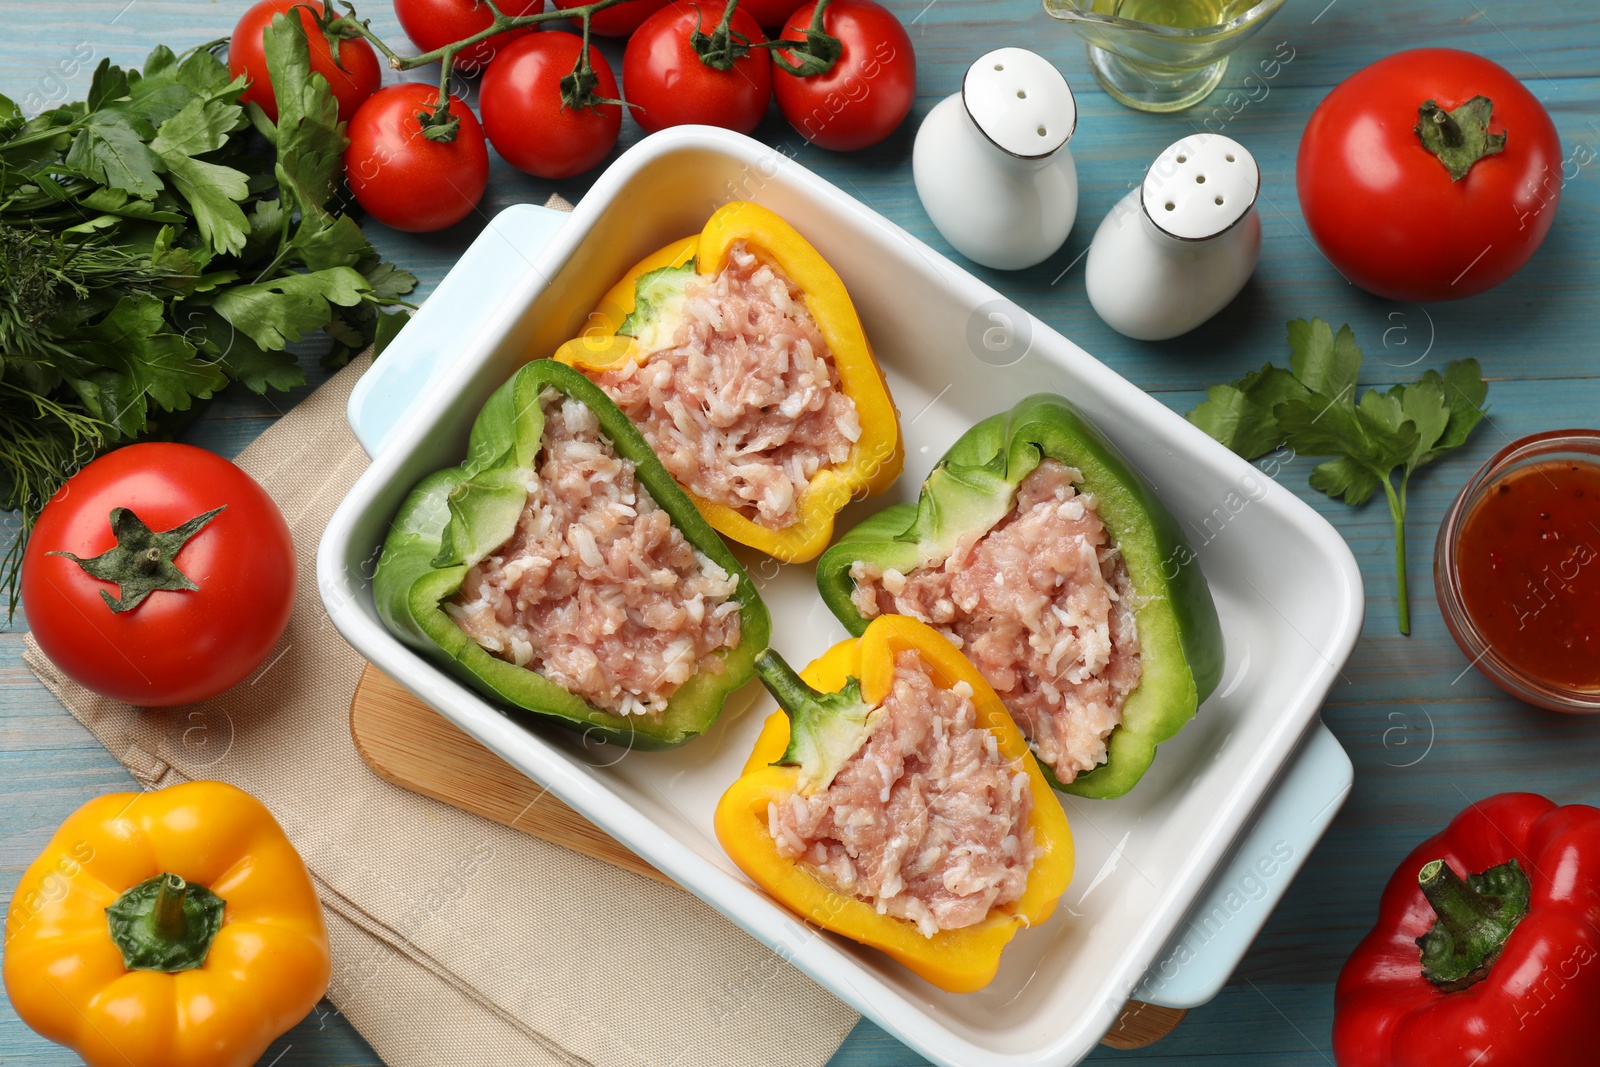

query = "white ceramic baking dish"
[[319, 127, 1361, 1067]]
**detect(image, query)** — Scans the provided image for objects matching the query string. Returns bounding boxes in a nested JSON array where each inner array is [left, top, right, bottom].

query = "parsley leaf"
[[264, 11, 345, 217], [1187, 318, 1489, 635], [1186, 363, 1306, 459], [208, 266, 372, 350], [64, 109, 165, 197], [149, 98, 251, 256]]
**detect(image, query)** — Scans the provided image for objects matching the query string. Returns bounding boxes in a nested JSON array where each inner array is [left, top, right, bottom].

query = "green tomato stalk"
[[323, 0, 638, 137]]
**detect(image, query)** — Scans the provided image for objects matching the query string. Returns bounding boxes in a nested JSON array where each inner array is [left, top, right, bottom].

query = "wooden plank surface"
[[349, 665, 674, 887], [4, 0, 1600, 1064]]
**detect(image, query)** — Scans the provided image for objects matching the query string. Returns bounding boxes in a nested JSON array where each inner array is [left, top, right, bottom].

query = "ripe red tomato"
[[551, 0, 669, 37], [480, 33, 620, 179], [393, 0, 546, 75], [229, 0, 381, 123], [21, 444, 296, 707], [344, 84, 489, 232], [1297, 48, 1562, 302], [772, 0, 914, 151], [623, 2, 773, 135]]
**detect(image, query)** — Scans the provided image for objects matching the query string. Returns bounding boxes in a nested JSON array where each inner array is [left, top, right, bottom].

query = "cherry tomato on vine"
[[21, 444, 296, 707], [480, 33, 621, 179], [229, 0, 381, 123], [551, 0, 669, 37], [344, 84, 489, 233], [1297, 48, 1562, 302], [772, 0, 915, 152], [393, 0, 547, 75], [623, 1, 773, 135]]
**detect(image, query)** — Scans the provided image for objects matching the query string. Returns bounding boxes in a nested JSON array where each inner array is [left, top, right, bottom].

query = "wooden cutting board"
[[349, 663, 1185, 1051]]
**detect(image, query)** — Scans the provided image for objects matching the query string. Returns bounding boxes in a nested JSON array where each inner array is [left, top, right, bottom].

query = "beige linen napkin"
[[23, 354, 859, 1067]]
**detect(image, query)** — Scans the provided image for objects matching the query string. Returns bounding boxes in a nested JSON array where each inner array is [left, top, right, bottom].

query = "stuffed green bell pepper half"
[[816, 394, 1223, 798], [374, 360, 770, 749]]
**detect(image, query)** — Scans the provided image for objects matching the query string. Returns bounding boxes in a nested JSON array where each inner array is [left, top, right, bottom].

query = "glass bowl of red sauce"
[[1435, 429, 1600, 712]]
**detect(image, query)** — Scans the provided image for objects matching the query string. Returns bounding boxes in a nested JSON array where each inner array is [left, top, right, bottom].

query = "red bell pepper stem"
[[1415, 858, 1528, 991]]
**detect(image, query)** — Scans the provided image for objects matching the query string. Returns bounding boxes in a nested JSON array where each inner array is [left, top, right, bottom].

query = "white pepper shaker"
[[912, 47, 1079, 271], [1085, 134, 1262, 340]]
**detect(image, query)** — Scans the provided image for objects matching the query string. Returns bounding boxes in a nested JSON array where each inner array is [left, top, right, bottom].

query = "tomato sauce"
[[1455, 459, 1600, 690]]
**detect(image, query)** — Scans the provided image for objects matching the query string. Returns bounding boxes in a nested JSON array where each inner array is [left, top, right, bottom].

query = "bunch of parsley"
[[0, 17, 415, 605], [1187, 318, 1488, 634]]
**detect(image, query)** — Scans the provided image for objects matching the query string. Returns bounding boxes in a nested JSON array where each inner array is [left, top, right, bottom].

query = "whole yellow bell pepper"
[[553, 200, 903, 563], [715, 615, 1074, 993], [3, 780, 331, 1067]]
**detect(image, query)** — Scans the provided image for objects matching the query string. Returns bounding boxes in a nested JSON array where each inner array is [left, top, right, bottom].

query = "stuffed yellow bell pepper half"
[[3, 781, 330, 1067], [553, 200, 902, 562], [715, 615, 1073, 992]]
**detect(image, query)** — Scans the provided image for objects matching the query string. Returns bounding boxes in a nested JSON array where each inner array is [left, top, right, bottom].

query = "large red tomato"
[[21, 444, 296, 707], [623, 1, 773, 135], [1297, 48, 1562, 302], [344, 84, 489, 232], [393, 0, 546, 74], [480, 32, 620, 178], [550, 0, 668, 37], [772, 0, 915, 151], [229, 0, 381, 123]]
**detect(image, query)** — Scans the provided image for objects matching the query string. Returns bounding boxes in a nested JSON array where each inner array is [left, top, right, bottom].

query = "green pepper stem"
[[1419, 860, 1496, 929], [755, 649, 819, 717], [153, 873, 189, 940], [106, 871, 228, 973], [1415, 857, 1530, 991]]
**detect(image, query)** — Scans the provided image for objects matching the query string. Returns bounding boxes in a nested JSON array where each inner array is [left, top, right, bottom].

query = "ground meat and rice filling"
[[592, 242, 862, 531], [849, 459, 1142, 783], [447, 390, 742, 718], [768, 650, 1037, 938]]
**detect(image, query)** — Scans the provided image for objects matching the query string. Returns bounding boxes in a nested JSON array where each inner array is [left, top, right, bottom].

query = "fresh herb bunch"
[[1188, 318, 1488, 635], [0, 18, 416, 610]]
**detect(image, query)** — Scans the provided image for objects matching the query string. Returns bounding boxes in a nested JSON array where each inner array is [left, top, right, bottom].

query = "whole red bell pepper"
[[1334, 793, 1600, 1067]]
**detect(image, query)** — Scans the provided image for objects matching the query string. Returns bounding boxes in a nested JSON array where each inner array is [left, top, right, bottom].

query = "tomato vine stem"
[[325, 0, 637, 138]]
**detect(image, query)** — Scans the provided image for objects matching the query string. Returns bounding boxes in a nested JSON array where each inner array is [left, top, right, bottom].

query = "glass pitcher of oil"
[[1042, 0, 1288, 112]]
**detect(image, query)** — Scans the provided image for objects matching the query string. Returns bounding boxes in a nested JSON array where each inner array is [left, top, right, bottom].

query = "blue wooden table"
[[4, 1, 1599, 1063]]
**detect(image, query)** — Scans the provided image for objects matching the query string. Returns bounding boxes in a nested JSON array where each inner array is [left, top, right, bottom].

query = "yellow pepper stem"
[[105, 871, 226, 973], [153, 873, 189, 941]]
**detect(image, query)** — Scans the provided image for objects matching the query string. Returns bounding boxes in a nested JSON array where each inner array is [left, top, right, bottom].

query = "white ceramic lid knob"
[[1142, 134, 1259, 240], [962, 47, 1077, 158]]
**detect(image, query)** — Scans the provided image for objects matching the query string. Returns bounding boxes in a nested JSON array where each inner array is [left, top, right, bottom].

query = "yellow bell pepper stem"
[[715, 615, 1074, 993], [3, 780, 331, 1067], [554, 200, 903, 562]]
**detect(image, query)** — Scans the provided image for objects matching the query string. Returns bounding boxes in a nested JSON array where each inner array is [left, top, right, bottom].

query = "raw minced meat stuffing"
[[768, 650, 1037, 938], [849, 459, 1142, 783], [446, 390, 742, 718], [591, 242, 862, 531]]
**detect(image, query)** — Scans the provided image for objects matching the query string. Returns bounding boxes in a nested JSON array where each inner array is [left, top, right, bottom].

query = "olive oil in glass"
[[1043, 0, 1287, 112]]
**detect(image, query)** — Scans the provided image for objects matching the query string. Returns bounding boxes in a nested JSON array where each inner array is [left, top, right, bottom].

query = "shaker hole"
[[1196, 174, 1206, 184], [994, 63, 1005, 70], [1225, 153, 1236, 162], [1176, 154, 1187, 163], [1037, 125, 1048, 136], [1017, 89, 1028, 99], [1214, 196, 1224, 205], [1164, 202, 1175, 211]]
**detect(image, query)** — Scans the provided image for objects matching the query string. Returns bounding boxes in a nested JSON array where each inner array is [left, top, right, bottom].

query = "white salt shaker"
[[912, 47, 1079, 271], [1085, 134, 1262, 341]]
